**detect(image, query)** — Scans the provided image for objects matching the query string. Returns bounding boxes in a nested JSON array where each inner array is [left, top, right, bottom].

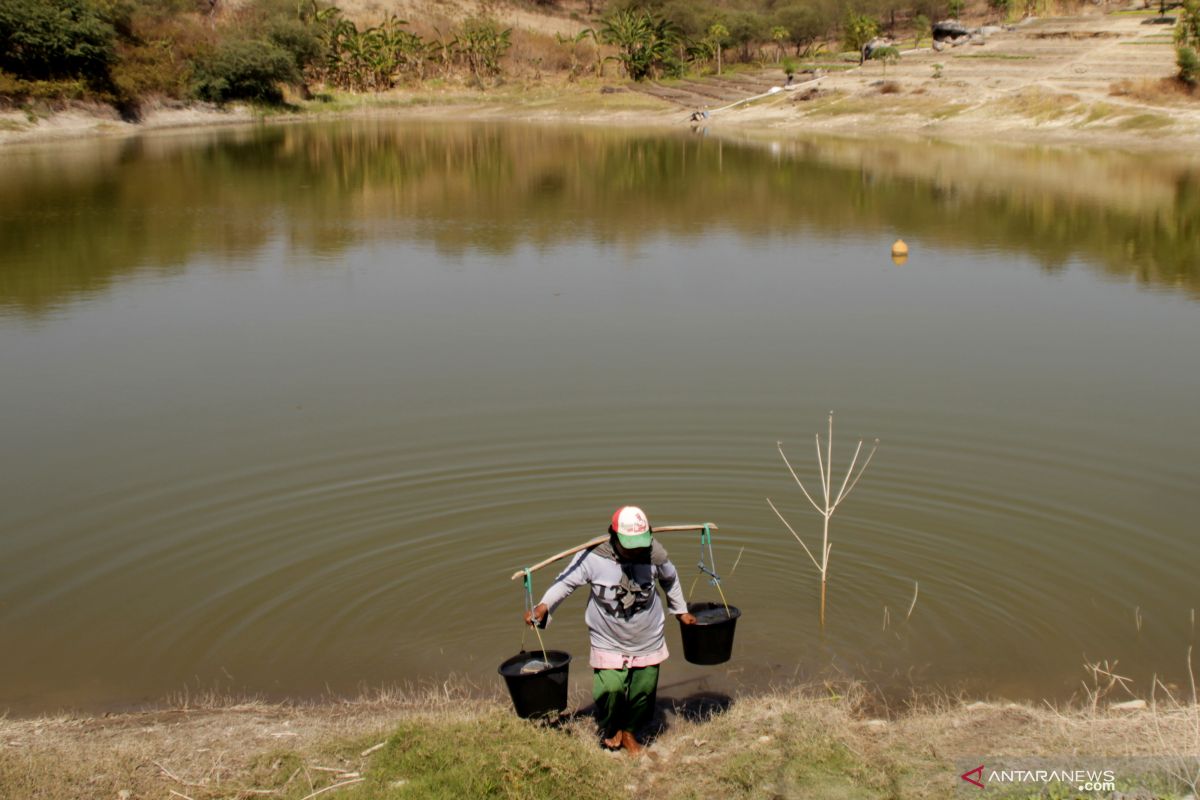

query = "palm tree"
[[770, 25, 789, 62], [707, 22, 729, 75]]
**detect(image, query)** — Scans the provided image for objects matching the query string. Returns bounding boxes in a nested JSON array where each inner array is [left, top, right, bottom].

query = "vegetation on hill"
[[0, 0, 964, 115], [1, 0, 1192, 115]]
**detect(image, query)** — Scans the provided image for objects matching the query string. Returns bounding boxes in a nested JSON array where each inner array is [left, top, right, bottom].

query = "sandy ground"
[[639, 9, 1200, 150]]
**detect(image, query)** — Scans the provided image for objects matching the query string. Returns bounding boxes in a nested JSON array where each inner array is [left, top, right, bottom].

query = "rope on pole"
[[521, 567, 549, 664], [696, 523, 732, 619]]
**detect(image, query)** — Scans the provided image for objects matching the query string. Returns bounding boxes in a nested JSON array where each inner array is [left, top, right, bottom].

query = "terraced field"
[[634, 9, 1199, 137]]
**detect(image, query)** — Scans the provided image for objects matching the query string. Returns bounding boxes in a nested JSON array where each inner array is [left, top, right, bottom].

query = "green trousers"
[[592, 665, 659, 739]]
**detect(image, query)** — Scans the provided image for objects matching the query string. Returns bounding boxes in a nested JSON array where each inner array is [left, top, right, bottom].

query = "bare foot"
[[620, 730, 642, 756], [602, 732, 623, 750]]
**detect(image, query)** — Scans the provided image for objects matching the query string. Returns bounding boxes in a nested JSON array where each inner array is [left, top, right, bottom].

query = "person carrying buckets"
[[524, 506, 697, 754]]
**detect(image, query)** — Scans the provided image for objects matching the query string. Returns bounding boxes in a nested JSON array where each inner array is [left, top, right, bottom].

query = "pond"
[[1, 120, 1198, 714]]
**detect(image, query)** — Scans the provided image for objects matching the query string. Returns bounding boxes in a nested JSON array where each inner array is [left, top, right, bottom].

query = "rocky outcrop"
[[933, 19, 970, 41]]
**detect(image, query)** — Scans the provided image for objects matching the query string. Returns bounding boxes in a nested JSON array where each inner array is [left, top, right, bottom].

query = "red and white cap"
[[610, 506, 652, 549]]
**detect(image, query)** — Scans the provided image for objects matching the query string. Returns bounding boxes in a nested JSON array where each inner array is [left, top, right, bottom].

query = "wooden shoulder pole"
[[509, 523, 719, 581]]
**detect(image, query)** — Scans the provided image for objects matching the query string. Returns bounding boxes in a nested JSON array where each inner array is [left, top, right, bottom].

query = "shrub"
[[600, 8, 680, 81], [267, 17, 323, 75], [871, 44, 900, 74], [0, 0, 116, 83], [456, 16, 512, 82], [191, 37, 298, 103], [107, 4, 206, 100], [1178, 46, 1198, 87], [0, 69, 90, 102]]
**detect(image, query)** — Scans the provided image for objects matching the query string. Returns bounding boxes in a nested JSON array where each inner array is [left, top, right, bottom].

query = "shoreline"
[[2, 683, 1196, 798], [2, 73, 1198, 156]]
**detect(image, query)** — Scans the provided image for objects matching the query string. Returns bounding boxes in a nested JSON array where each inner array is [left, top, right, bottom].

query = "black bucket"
[[679, 601, 741, 665], [498, 650, 572, 719]]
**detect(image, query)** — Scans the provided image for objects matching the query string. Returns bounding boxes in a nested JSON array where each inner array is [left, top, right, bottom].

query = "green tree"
[[658, 0, 711, 38], [1178, 46, 1198, 86], [842, 10, 879, 55], [0, 0, 116, 82], [1177, 0, 1200, 48], [913, 14, 930, 47], [726, 10, 767, 62], [775, 3, 829, 56], [192, 37, 299, 103], [1178, 0, 1200, 84]]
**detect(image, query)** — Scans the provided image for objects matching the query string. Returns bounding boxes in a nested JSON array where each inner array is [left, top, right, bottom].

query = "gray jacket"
[[539, 540, 688, 657]]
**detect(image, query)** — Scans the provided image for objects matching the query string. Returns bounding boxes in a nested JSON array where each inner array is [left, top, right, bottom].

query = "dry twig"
[[906, 581, 919, 621], [298, 778, 365, 800], [769, 412, 878, 627]]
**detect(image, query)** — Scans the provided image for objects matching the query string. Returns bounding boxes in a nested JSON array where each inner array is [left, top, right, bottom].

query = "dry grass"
[[994, 88, 1082, 123], [1116, 111, 1175, 130], [1110, 77, 1199, 105], [4, 678, 1200, 799]]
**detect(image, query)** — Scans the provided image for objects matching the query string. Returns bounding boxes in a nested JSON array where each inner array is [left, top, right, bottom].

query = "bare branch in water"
[[766, 497, 821, 571], [769, 414, 878, 628]]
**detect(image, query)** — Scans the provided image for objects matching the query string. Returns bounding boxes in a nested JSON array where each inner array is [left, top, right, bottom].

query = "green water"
[[1, 121, 1197, 714]]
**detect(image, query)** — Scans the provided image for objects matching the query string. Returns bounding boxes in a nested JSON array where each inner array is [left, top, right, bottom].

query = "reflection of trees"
[[1, 121, 1197, 316]]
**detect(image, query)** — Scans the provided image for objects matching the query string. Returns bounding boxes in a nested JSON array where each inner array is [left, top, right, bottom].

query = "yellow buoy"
[[891, 238, 908, 265]]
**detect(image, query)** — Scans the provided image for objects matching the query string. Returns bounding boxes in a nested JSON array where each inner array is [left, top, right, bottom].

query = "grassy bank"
[[3, 683, 1199, 799]]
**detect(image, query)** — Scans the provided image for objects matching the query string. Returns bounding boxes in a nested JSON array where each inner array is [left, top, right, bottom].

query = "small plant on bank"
[[555, 28, 596, 81], [456, 16, 512, 85], [871, 44, 900, 75], [782, 56, 798, 80], [932, 62, 944, 79]]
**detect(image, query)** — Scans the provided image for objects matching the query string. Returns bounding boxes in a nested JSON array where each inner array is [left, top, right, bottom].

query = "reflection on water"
[[2, 121, 1199, 317], [0, 121, 1198, 715]]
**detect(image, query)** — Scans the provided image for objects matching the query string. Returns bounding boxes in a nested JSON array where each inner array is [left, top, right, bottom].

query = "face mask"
[[610, 533, 652, 564]]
